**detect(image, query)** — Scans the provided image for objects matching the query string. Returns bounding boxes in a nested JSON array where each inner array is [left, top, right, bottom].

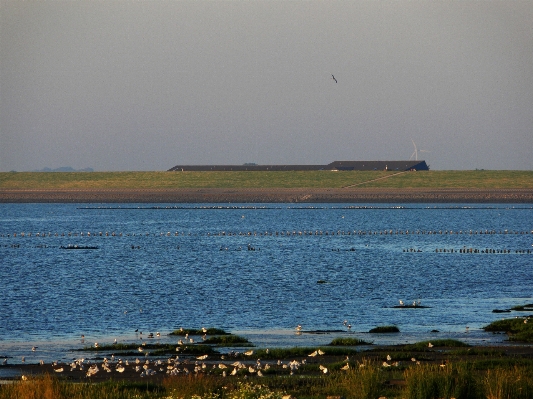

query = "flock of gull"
[[2, 227, 531, 255], [2, 322, 356, 379], [7, 329, 345, 380], [2, 227, 532, 238], [12, 349, 446, 381], [7, 317, 517, 380], [47, 352, 320, 378]]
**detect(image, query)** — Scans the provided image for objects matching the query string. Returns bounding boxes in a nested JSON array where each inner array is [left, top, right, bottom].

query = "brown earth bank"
[[2, 188, 533, 203]]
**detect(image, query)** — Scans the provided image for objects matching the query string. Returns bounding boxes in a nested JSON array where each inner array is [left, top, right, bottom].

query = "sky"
[[1, 1, 532, 171]]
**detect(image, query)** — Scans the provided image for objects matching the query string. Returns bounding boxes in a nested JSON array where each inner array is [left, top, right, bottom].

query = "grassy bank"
[[1, 170, 533, 190]]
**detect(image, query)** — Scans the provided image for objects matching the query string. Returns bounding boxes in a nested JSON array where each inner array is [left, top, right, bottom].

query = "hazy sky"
[[1, 1, 532, 171]]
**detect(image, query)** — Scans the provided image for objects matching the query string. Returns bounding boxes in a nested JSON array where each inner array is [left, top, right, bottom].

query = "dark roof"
[[328, 160, 429, 171], [167, 164, 329, 171], [168, 160, 429, 172]]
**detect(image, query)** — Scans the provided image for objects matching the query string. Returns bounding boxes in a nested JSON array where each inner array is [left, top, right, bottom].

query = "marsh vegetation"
[[3, 324, 533, 398], [3, 353, 533, 399], [483, 317, 533, 342]]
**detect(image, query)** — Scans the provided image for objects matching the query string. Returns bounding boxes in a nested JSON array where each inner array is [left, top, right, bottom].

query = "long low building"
[[168, 160, 429, 171]]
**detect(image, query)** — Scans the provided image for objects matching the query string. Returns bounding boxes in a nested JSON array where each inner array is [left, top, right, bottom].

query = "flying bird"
[[331, 74, 337, 83]]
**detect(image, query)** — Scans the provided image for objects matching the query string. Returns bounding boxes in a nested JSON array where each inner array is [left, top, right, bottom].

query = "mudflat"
[[1, 188, 533, 203]]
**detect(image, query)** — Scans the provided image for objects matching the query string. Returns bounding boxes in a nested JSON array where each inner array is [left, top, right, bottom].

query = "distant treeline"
[[31, 167, 94, 172]]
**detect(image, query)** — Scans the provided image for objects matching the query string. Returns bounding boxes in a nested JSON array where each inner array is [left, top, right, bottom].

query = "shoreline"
[[0, 326, 525, 381], [1, 339, 532, 383], [2, 188, 533, 203]]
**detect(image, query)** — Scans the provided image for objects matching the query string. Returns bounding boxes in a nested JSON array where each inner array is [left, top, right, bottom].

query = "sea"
[[0, 203, 532, 370]]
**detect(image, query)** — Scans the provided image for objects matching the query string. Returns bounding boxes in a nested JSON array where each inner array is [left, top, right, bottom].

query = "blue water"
[[0, 203, 532, 365]]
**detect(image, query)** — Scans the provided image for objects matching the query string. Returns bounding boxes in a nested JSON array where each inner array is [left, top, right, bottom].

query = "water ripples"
[[0, 203, 532, 363]]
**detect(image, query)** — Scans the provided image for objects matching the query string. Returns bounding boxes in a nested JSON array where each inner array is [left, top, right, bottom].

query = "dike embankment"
[[2, 188, 533, 203]]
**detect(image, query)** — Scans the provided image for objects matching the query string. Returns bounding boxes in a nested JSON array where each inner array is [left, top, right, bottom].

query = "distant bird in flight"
[[331, 74, 337, 83]]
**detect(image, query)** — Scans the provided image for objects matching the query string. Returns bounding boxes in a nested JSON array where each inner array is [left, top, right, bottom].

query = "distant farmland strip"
[[1, 170, 533, 190]]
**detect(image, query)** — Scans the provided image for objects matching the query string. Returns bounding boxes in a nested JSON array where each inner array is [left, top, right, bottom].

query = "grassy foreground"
[[1, 170, 533, 190], [3, 325, 533, 398], [3, 360, 533, 399]]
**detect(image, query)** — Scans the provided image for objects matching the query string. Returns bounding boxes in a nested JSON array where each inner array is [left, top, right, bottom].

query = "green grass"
[[447, 347, 505, 357], [483, 318, 533, 342], [369, 325, 400, 333], [169, 328, 229, 336], [1, 170, 533, 190], [248, 347, 360, 360], [80, 343, 218, 356], [329, 337, 372, 346], [402, 339, 470, 351], [203, 335, 253, 346]]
